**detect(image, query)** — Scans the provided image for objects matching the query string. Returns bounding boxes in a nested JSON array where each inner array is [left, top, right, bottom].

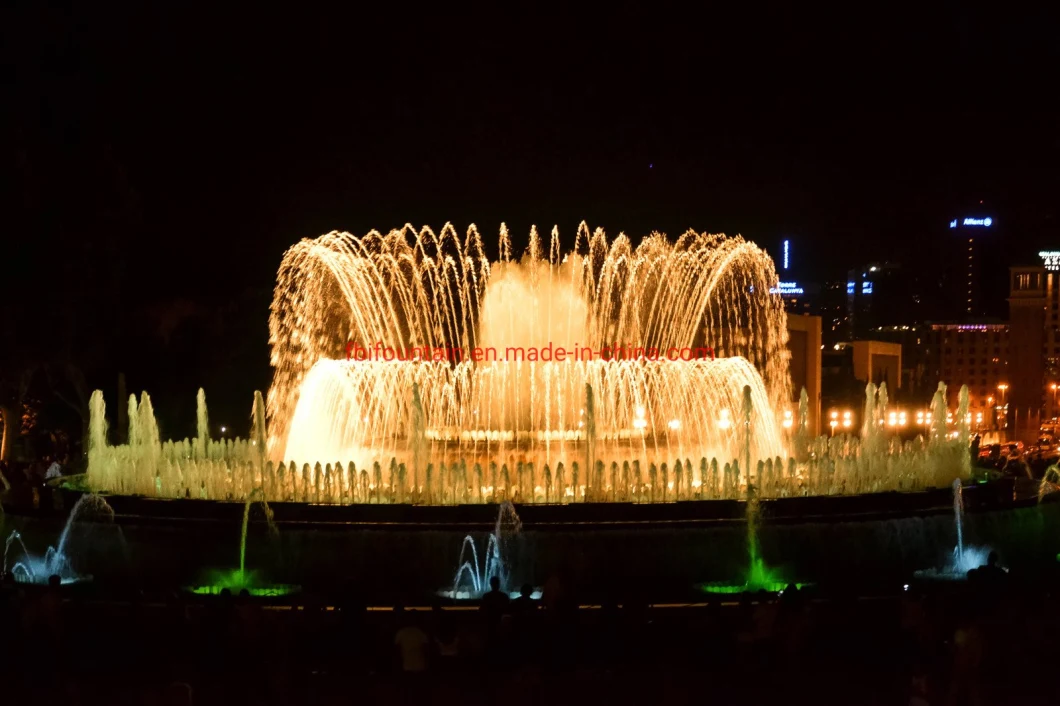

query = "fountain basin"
[[183, 569, 300, 598], [698, 581, 806, 595], [3, 479, 1056, 603], [436, 588, 543, 601], [7, 571, 91, 586]]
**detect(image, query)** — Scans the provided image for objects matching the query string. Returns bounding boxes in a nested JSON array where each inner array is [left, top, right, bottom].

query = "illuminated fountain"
[[81, 223, 973, 505], [185, 489, 299, 597], [270, 222, 790, 495], [913, 478, 992, 581], [701, 387, 801, 594], [439, 502, 536, 600], [2, 494, 114, 584]]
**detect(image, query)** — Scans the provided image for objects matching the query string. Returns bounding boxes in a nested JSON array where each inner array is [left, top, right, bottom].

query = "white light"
[[770, 281, 804, 295], [220, 426, 226, 433], [633, 418, 648, 430], [667, 419, 681, 430], [635, 405, 646, 418]]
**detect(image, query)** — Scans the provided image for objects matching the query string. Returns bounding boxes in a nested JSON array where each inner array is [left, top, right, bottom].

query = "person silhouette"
[[512, 583, 536, 617], [480, 576, 510, 619]]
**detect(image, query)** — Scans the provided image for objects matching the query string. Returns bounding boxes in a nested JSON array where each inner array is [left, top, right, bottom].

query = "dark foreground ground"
[[1, 574, 1058, 706]]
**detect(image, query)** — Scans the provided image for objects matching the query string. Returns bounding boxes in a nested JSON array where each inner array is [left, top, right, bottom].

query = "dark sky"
[[4, 1, 1060, 432]]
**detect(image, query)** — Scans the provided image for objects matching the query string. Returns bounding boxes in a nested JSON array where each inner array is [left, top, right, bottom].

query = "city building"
[[938, 208, 1007, 320], [1008, 265, 1046, 442], [1038, 250, 1060, 406], [867, 325, 936, 401], [816, 281, 849, 345], [851, 340, 901, 391], [921, 323, 1009, 430], [845, 262, 926, 339], [948, 215, 994, 316], [786, 314, 822, 436]]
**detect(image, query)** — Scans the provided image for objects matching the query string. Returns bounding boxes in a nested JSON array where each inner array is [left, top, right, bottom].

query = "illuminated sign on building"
[[1040, 251, 1060, 271], [769, 281, 804, 295], [783, 240, 790, 270], [862, 281, 873, 294], [951, 217, 992, 228], [846, 281, 855, 295]]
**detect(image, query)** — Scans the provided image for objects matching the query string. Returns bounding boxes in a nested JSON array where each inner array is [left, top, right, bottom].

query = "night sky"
[[3, 1, 1059, 436]]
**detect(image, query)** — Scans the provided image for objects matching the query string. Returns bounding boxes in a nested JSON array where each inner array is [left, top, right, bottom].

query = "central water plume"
[[269, 223, 792, 475]]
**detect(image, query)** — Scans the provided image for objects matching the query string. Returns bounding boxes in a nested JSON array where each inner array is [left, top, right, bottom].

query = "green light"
[[184, 569, 300, 597], [699, 581, 802, 595], [698, 559, 805, 595]]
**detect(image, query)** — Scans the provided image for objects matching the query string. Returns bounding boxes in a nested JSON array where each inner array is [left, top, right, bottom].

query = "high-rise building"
[[1036, 251, 1060, 420], [845, 262, 919, 338], [949, 215, 994, 316], [941, 210, 1005, 319], [1008, 265, 1047, 442]]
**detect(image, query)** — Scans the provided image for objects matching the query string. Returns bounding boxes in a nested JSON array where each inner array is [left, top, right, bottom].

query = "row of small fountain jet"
[[83, 381, 974, 506]]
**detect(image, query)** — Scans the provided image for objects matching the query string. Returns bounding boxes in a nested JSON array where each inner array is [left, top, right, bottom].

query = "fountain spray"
[[411, 382, 426, 494], [585, 383, 595, 499]]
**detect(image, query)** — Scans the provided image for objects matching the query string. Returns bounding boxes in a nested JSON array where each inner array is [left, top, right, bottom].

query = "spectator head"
[[490, 576, 501, 592]]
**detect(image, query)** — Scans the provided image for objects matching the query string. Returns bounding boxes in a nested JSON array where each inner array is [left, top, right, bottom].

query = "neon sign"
[[862, 281, 873, 294], [951, 217, 992, 228], [1041, 251, 1060, 271], [770, 281, 804, 295], [846, 281, 855, 295], [783, 240, 790, 270]]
